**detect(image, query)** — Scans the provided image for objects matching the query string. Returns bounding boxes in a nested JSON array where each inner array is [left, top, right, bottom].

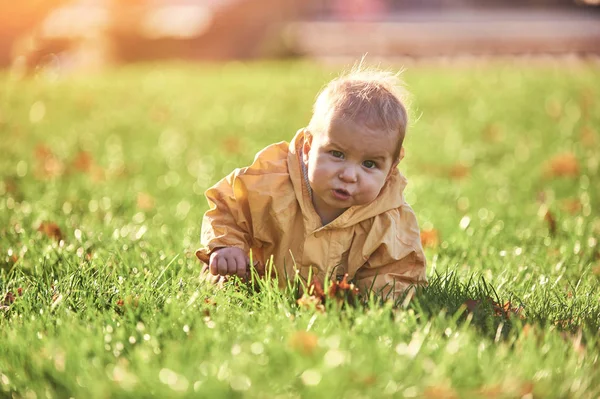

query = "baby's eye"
[[362, 160, 377, 169], [330, 150, 344, 159]]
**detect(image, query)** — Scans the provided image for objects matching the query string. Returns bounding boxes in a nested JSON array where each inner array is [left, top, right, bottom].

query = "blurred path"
[[288, 8, 600, 59]]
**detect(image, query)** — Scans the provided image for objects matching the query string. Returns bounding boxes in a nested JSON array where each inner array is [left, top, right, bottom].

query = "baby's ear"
[[386, 148, 402, 180], [302, 130, 313, 162]]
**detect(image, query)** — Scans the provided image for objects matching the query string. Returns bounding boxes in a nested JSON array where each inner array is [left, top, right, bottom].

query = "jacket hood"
[[287, 128, 408, 229]]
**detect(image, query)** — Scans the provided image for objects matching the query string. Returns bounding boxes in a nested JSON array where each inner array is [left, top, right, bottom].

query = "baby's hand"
[[209, 247, 249, 279]]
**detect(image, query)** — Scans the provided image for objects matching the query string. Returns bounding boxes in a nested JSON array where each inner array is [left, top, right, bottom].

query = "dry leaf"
[[545, 152, 579, 178], [3, 177, 19, 194], [37, 221, 63, 241], [483, 123, 502, 143], [116, 296, 139, 310], [493, 301, 525, 319], [420, 229, 440, 248], [72, 151, 93, 173], [3, 291, 16, 306], [520, 382, 535, 397], [308, 278, 325, 302], [296, 294, 325, 313], [222, 137, 243, 154], [521, 324, 533, 337], [580, 125, 597, 146], [560, 198, 581, 214], [288, 331, 319, 355], [463, 297, 524, 319], [360, 374, 377, 386], [476, 384, 502, 398], [137, 192, 155, 211], [423, 385, 458, 399], [34, 145, 64, 179], [449, 164, 470, 179], [544, 210, 557, 236], [328, 274, 360, 306], [463, 299, 480, 313]]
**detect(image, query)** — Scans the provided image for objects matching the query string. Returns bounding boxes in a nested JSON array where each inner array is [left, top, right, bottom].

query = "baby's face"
[[303, 117, 400, 224]]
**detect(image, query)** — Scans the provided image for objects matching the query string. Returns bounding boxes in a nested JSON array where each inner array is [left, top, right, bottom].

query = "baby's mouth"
[[332, 188, 351, 200]]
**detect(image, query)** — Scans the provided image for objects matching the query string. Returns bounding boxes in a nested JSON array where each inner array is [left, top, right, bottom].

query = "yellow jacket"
[[196, 129, 427, 297]]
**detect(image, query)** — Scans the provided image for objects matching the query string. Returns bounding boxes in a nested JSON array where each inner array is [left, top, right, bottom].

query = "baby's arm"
[[197, 171, 255, 277], [354, 207, 427, 299], [355, 251, 426, 299]]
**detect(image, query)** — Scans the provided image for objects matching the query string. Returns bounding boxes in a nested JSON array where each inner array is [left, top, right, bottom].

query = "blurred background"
[[1, 0, 599, 73]]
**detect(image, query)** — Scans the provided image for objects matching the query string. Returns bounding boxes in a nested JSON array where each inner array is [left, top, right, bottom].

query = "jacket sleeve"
[[195, 141, 291, 265], [354, 205, 427, 299], [195, 170, 254, 264]]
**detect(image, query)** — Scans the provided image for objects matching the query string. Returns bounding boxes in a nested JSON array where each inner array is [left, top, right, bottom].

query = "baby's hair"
[[308, 63, 409, 160]]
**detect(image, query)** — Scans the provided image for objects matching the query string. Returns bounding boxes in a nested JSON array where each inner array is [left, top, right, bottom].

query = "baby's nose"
[[338, 165, 358, 182]]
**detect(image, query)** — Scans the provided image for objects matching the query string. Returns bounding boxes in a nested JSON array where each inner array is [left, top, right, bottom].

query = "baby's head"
[[307, 67, 408, 161], [302, 67, 410, 224]]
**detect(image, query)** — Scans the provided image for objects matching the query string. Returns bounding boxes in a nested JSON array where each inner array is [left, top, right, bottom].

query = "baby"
[[196, 65, 427, 298]]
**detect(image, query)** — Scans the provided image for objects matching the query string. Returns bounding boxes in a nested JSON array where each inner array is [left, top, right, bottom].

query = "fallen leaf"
[[463, 297, 524, 320], [520, 382, 535, 397], [545, 152, 579, 178], [72, 151, 93, 173], [202, 298, 217, 317], [222, 137, 243, 154], [328, 274, 360, 306], [483, 123, 503, 143], [463, 299, 480, 313], [37, 221, 63, 241], [308, 278, 325, 302], [580, 125, 596, 146], [476, 384, 502, 398], [137, 192, 155, 211], [3, 177, 19, 194], [420, 229, 440, 248], [296, 294, 325, 313], [359, 374, 377, 386], [423, 385, 458, 399], [288, 331, 319, 355], [560, 198, 581, 214], [492, 301, 525, 319], [3, 291, 16, 305], [544, 210, 557, 236], [116, 296, 139, 311], [449, 164, 470, 179], [90, 165, 106, 182], [34, 145, 64, 179], [554, 317, 580, 329]]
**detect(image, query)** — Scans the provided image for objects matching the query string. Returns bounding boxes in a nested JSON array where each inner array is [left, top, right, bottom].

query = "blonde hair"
[[308, 65, 409, 159]]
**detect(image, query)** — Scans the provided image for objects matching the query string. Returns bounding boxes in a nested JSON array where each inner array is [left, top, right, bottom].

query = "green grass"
[[1, 60, 599, 398]]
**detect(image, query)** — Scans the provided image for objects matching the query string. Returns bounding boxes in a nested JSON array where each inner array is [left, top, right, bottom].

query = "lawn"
[[1, 60, 599, 398]]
